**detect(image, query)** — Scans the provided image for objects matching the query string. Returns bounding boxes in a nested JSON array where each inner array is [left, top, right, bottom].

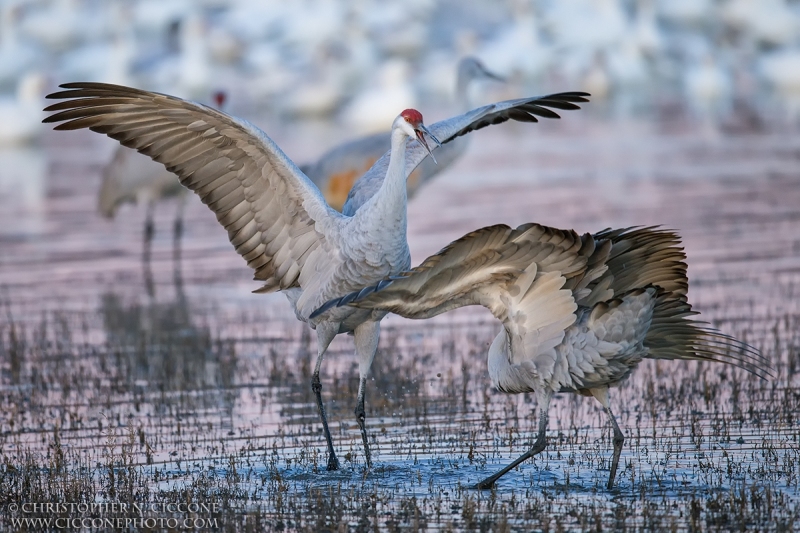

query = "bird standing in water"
[[44, 82, 588, 472], [98, 90, 228, 264], [313, 223, 771, 488]]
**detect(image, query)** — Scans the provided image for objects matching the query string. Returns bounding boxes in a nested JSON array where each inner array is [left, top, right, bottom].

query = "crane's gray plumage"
[[99, 147, 185, 219], [44, 82, 589, 474], [43, 82, 420, 472], [300, 57, 504, 211], [313, 223, 771, 488]]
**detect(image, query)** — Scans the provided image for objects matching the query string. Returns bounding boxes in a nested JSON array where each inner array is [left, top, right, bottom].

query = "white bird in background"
[[476, 4, 551, 83], [684, 54, 732, 121], [0, 3, 40, 90], [175, 13, 212, 100], [341, 58, 417, 134], [19, 0, 89, 53], [301, 57, 504, 212], [0, 72, 46, 145], [759, 48, 800, 120], [722, 0, 799, 49], [656, 0, 714, 28], [313, 223, 770, 489], [98, 90, 227, 264], [45, 82, 589, 472], [632, 0, 662, 59]]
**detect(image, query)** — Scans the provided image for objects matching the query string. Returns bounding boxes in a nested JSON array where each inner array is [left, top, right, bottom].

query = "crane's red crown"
[[213, 91, 227, 109], [400, 109, 423, 125]]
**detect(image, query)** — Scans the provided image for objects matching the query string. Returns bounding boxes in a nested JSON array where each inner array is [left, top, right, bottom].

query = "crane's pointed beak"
[[478, 63, 505, 83], [415, 124, 441, 164]]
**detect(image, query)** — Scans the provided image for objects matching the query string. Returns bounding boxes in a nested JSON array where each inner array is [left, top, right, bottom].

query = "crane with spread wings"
[[312, 223, 771, 488], [44, 83, 590, 472]]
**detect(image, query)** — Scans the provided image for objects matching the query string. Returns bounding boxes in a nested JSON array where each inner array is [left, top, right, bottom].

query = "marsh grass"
[[0, 293, 797, 531]]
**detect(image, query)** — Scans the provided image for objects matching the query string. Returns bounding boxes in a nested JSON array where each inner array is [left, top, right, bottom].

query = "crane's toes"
[[471, 479, 496, 490]]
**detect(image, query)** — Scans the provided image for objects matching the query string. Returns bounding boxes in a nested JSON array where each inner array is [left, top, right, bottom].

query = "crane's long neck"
[[359, 124, 409, 227], [455, 69, 472, 110]]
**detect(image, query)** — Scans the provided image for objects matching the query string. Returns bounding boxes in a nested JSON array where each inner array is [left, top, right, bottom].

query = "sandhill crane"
[[299, 57, 503, 212], [99, 91, 227, 263], [44, 82, 589, 472], [313, 223, 771, 488]]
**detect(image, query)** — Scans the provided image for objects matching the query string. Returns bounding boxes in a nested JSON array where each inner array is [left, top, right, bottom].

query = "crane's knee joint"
[[354, 406, 365, 422], [311, 374, 322, 394], [613, 433, 624, 446]]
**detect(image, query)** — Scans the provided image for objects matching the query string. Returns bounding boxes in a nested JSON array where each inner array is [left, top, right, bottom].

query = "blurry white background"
[[3, 0, 800, 225], [3, 0, 800, 137]]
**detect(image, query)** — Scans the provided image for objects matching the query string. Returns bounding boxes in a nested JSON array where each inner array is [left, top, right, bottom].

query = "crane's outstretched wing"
[[342, 92, 590, 215], [44, 82, 341, 293], [311, 223, 591, 321], [590, 227, 688, 302], [583, 228, 771, 377]]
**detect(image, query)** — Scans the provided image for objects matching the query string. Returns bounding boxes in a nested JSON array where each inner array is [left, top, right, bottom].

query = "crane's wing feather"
[[342, 92, 590, 215], [311, 223, 590, 322], [588, 227, 688, 302], [44, 82, 341, 293], [580, 227, 771, 377]]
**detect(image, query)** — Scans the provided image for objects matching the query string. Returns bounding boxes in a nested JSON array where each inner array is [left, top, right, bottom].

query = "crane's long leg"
[[142, 200, 155, 264], [590, 387, 624, 490], [173, 193, 187, 263], [142, 259, 155, 299], [353, 320, 381, 469], [474, 391, 552, 490], [312, 324, 339, 471]]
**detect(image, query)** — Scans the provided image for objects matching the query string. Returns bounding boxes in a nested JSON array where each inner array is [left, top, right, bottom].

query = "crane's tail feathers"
[[646, 292, 772, 379]]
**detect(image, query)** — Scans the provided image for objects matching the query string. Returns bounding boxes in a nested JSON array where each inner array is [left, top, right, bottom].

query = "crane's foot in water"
[[326, 453, 340, 471], [355, 404, 372, 470], [311, 373, 340, 471]]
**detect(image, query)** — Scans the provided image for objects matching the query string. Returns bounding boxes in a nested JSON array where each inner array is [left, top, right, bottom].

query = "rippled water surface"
[[1, 117, 799, 531]]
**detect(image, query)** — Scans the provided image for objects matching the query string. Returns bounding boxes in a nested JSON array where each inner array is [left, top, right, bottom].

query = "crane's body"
[[301, 57, 502, 211], [44, 82, 588, 472], [314, 223, 771, 488], [99, 147, 186, 217]]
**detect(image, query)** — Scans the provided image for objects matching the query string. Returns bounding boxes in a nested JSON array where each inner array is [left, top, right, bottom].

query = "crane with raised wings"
[[312, 223, 771, 488], [44, 82, 589, 472]]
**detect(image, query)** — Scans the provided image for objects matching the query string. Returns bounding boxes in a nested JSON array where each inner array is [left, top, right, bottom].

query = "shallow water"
[[1, 117, 799, 531]]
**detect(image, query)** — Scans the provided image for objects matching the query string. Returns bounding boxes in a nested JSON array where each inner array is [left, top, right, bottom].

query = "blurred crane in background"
[[300, 57, 503, 211], [98, 90, 227, 264]]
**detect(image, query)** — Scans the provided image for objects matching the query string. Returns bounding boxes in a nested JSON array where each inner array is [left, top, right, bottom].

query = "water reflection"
[[98, 271, 236, 399]]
